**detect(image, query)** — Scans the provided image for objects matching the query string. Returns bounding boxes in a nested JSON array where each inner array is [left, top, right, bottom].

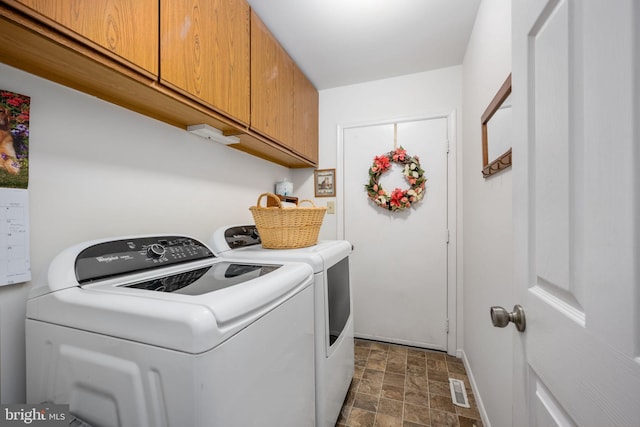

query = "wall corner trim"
[[460, 349, 493, 427]]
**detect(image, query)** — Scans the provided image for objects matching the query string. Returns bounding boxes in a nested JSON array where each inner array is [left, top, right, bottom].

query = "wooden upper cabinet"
[[2, 1, 316, 166], [293, 66, 319, 163], [251, 10, 318, 163], [250, 10, 294, 147], [160, 0, 250, 125], [10, 0, 158, 76]]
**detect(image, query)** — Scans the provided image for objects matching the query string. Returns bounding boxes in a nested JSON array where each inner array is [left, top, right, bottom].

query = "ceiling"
[[246, 0, 481, 90]]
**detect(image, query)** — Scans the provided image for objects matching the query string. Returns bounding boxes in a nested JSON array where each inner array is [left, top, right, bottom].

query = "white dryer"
[[210, 226, 355, 427], [26, 235, 316, 427]]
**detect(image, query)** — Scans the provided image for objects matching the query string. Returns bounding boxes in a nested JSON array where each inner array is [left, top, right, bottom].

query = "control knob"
[[250, 227, 260, 240], [147, 243, 166, 259]]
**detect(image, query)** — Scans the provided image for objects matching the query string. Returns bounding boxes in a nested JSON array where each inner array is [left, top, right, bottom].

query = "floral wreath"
[[365, 146, 426, 211]]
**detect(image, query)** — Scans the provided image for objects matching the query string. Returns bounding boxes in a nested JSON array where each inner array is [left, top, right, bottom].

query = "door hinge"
[[446, 140, 450, 154], [445, 319, 450, 333], [446, 229, 450, 244]]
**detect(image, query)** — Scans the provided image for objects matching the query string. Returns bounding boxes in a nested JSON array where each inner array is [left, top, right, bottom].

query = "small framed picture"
[[314, 168, 336, 197]]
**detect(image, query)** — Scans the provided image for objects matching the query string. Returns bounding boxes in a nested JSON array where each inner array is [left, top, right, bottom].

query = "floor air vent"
[[449, 378, 470, 408]]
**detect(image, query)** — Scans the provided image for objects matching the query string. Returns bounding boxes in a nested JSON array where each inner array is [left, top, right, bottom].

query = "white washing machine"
[[26, 235, 316, 427], [210, 225, 355, 427]]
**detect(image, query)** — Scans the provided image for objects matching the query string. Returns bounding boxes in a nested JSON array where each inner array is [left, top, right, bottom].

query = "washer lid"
[[120, 261, 280, 295], [27, 235, 314, 353], [27, 259, 314, 353]]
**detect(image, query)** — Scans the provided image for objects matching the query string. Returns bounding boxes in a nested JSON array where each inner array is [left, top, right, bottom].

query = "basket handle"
[[256, 192, 283, 208], [298, 199, 316, 207]]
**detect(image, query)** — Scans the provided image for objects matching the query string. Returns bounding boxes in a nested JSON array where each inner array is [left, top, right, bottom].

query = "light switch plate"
[[327, 201, 335, 214]]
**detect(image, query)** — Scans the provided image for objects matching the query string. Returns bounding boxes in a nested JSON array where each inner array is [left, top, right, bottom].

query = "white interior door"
[[512, 0, 640, 425], [342, 116, 449, 351]]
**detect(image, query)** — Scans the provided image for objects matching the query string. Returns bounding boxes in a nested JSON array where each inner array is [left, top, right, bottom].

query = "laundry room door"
[[511, 0, 640, 425], [342, 116, 450, 351]]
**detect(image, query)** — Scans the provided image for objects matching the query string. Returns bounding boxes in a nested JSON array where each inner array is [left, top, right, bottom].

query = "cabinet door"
[[12, 0, 158, 76], [160, 0, 250, 125], [293, 66, 319, 163], [250, 10, 294, 147]]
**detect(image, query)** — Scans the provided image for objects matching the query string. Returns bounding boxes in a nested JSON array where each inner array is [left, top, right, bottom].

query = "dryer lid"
[[209, 225, 352, 273]]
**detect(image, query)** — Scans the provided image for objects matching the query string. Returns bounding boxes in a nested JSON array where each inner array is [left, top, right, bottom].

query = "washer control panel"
[[75, 236, 214, 283]]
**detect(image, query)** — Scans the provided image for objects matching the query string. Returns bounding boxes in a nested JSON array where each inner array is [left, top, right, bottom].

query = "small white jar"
[[275, 179, 293, 196]]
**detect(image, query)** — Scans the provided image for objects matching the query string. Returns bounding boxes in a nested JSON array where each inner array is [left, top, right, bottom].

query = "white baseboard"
[[459, 349, 491, 427], [354, 333, 447, 353]]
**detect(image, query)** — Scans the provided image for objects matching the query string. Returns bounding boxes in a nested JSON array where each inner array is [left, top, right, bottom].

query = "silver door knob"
[[490, 305, 526, 332]]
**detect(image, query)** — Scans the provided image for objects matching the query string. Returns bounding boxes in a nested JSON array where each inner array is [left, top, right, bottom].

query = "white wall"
[[0, 63, 293, 403], [460, 1, 512, 426], [293, 66, 462, 241]]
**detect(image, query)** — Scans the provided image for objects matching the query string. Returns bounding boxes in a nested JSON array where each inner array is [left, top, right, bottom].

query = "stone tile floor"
[[336, 339, 483, 427]]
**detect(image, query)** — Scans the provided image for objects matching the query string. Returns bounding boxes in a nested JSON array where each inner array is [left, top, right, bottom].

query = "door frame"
[[336, 110, 459, 356]]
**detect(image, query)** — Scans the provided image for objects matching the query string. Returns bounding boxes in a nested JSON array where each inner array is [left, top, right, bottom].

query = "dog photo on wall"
[[0, 90, 29, 189]]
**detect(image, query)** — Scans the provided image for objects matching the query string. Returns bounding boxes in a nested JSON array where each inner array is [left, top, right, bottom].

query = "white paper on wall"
[[0, 188, 30, 285]]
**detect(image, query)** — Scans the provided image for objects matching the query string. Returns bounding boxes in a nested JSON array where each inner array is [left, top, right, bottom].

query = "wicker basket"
[[249, 192, 327, 249]]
